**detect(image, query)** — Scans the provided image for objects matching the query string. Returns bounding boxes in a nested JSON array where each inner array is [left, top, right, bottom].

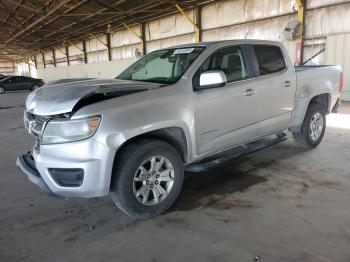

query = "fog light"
[[49, 168, 84, 187]]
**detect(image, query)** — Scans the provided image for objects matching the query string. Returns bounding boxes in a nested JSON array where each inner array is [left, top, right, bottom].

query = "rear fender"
[[289, 91, 330, 133]]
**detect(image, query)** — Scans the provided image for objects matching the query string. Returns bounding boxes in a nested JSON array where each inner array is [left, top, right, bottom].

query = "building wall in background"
[[0, 61, 15, 75], [36, 59, 135, 83], [325, 33, 350, 101], [27, 0, 350, 100]]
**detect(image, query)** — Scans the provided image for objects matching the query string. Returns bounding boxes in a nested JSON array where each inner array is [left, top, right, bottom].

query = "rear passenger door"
[[20, 77, 34, 90], [252, 44, 296, 134]]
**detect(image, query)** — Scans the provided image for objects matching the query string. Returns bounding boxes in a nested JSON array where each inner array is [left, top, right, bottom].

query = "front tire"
[[32, 84, 39, 91], [111, 139, 184, 219], [293, 103, 326, 148], [0, 86, 5, 94]]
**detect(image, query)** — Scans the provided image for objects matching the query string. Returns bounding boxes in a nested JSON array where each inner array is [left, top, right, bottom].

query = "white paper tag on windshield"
[[173, 48, 195, 55]]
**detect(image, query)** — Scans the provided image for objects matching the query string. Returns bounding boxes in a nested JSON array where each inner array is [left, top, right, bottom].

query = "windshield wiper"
[[140, 77, 175, 85]]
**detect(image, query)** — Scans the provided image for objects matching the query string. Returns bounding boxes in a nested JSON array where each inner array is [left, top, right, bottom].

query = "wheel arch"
[[308, 93, 331, 113], [109, 126, 189, 190], [119, 126, 188, 160], [290, 92, 330, 133]]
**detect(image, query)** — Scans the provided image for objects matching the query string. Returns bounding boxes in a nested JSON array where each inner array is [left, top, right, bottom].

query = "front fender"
[[72, 80, 196, 161], [105, 121, 194, 162]]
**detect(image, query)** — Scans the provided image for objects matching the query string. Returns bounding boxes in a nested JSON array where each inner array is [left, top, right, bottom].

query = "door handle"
[[243, 89, 257, 96], [283, 81, 291, 87]]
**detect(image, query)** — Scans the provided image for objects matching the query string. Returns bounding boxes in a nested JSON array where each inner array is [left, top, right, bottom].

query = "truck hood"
[[26, 78, 161, 116]]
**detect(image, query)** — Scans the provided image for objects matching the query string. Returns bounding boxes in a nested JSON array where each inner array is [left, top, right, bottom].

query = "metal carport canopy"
[[0, 0, 214, 61]]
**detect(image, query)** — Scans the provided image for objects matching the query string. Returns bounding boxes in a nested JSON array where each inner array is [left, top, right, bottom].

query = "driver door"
[[192, 45, 260, 155]]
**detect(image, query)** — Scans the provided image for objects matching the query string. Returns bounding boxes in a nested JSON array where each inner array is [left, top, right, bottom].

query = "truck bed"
[[294, 65, 333, 72], [295, 65, 340, 85], [294, 65, 341, 114]]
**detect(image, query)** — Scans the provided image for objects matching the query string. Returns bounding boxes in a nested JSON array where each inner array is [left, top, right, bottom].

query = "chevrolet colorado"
[[17, 40, 343, 218]]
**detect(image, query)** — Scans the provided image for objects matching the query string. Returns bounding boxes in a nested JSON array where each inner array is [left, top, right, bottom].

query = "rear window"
[[253, 45, 286, 76]]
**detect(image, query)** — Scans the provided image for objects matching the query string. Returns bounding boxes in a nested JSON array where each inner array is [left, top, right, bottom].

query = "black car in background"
[[0, 76, 45, 94]]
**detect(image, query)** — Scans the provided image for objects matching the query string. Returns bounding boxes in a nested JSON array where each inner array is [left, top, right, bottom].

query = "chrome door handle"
[[243, 89, 257, 96], [283, 81, 291, 87]]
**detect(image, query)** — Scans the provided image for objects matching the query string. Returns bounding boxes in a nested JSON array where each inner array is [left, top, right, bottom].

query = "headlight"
[[42, 116, 101, 145]]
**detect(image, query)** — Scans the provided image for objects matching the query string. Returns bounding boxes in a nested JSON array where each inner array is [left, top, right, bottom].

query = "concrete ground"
[[1, 91, 350, 262]]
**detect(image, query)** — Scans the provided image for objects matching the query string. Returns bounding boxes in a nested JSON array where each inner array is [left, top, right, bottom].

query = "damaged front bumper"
[[16, 137, 116, 198], [16, 153, 62, 198]]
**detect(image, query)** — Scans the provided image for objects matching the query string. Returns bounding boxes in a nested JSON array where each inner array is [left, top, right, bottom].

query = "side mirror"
[[198, 70, 227, 90]]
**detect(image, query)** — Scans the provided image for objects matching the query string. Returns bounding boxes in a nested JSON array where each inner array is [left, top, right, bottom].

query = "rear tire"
[[0, 86, 4, 94], [293, 103, 326, 148], [111, 139, 184, 219]]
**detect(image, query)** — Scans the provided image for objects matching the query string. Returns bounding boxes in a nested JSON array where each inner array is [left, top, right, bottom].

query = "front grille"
[[24, 111, 50, 138], [31, 119, 46, 136], [24, 111, 51, 152]]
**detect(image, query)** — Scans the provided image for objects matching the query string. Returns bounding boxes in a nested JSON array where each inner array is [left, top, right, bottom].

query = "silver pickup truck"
[[17, 40, 343, 218]]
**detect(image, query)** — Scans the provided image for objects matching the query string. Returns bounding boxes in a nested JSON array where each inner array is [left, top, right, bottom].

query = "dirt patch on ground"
[[173, 170, 267, 212], [213, 199, 257, 210], [199, 195, 258, 210]]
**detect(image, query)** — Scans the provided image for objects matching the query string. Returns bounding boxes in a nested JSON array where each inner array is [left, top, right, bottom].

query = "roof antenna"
[[244, 30, 250, 39]]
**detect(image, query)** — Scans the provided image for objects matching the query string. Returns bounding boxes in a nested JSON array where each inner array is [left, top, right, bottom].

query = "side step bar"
[[185, 132, 287, 172]]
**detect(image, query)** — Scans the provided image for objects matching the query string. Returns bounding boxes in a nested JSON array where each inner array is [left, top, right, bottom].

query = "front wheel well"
[[114, 127, 189, 164], [110, 127, 189, 190]]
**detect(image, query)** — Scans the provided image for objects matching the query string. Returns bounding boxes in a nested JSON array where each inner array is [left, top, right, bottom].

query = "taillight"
[[339, 72, 344, 93]]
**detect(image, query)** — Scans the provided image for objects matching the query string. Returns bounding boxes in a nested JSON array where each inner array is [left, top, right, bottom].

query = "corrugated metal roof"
[[0, 0, 214, 61]]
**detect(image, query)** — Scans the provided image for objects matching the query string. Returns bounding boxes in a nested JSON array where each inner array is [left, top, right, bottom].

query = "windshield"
[[117, 47, 205, 84], [0, 77, 10, 82]]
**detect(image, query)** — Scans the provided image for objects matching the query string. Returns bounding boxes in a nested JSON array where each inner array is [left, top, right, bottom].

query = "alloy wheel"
[[133, 156, 175, 205], [309, 112, 324, 141]]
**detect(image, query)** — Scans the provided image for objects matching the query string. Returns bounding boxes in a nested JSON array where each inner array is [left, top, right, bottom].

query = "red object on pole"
[[295, 42, 302, 65], [340, 72, 344, 93]]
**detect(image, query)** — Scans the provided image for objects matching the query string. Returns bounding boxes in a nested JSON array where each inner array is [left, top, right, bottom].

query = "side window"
[[253, 45, 286, 76], [22, 76, 31, 81], [198, 46, 249, 83], [14, 77, 21, 82], [11, 77, 21, 83], [6, 77, 15, 83]]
